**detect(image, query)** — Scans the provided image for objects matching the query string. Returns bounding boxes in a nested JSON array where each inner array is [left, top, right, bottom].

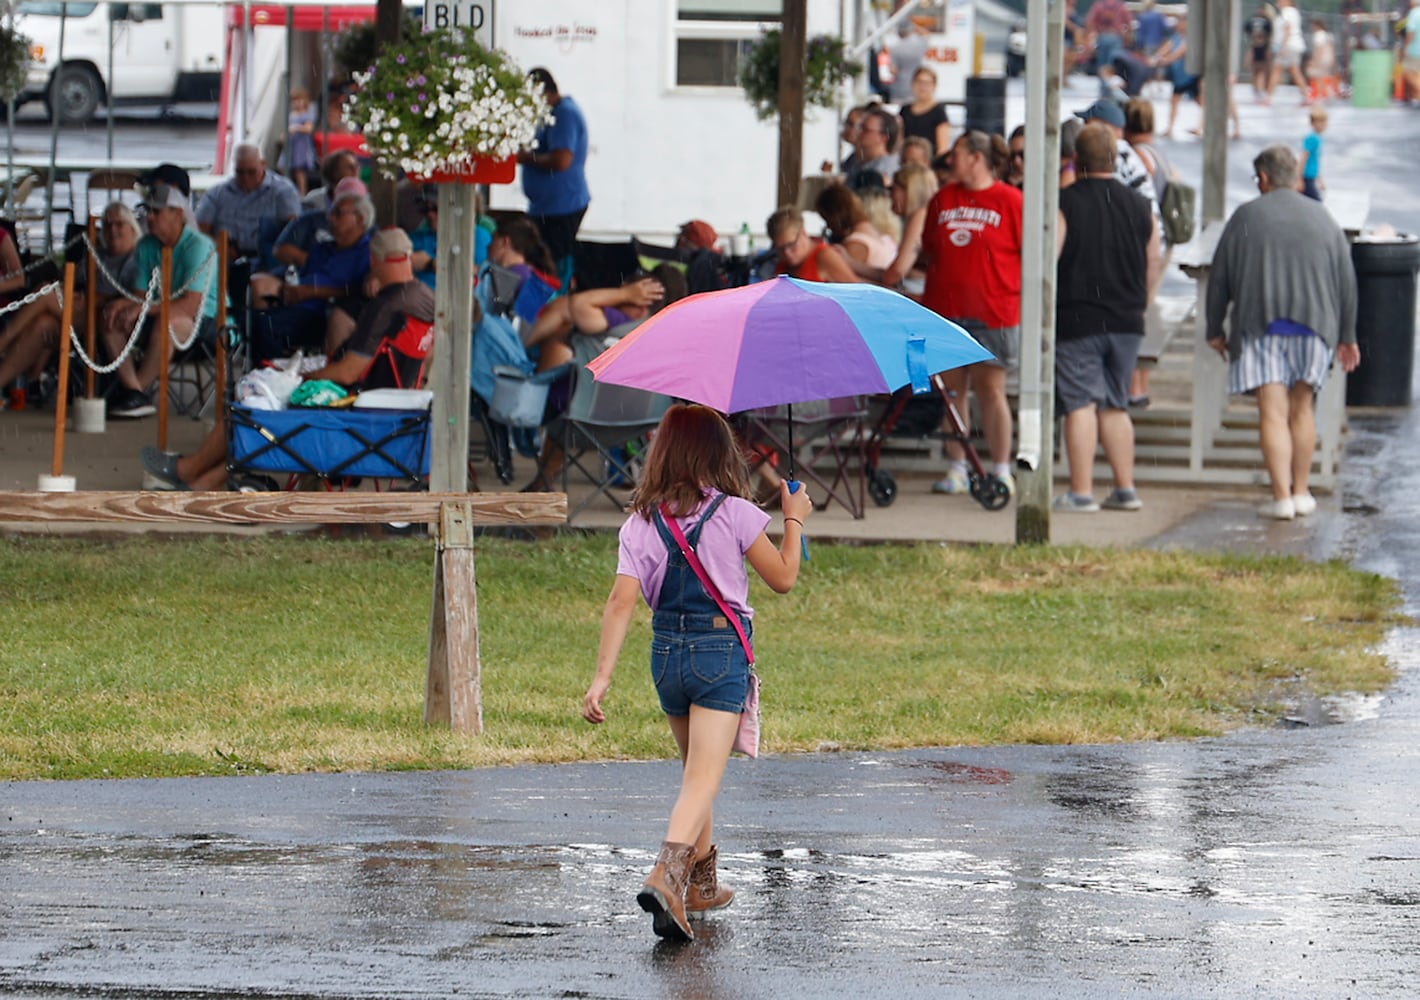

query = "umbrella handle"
[[787, 480, 810, 562]]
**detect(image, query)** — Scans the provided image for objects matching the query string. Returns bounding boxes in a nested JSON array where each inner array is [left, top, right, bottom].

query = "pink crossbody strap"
[[660, 504, 755, 667]]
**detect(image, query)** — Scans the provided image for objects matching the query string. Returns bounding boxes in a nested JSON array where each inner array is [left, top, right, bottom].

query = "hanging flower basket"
[[344, 27, 551, 181], [738, 31, 863, 122]]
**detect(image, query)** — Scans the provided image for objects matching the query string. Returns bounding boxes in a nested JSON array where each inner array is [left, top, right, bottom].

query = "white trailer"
[[487, 0, 851, 244], [15, 0, 225, 123], [488, 0, 977, 243]]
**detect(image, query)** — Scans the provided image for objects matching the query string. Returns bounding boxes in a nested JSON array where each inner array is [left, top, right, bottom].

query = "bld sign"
[[422, 0, 494, 48]]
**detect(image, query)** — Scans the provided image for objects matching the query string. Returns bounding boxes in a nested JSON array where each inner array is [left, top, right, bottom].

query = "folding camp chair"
[[549, 333, 672, 522], [83, 168, 142, 219], [736, 397, 869, 519]]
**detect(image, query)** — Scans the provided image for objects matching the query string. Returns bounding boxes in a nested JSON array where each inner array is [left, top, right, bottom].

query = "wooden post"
[[1014, 0, 1064, 544], [157, 246, 173, 452], [51, 263, 76, 478], [429, 183, 474, 493], [425, 500, 483, 734], [84, 216, 98, 399], [776, 0, 808, 210]]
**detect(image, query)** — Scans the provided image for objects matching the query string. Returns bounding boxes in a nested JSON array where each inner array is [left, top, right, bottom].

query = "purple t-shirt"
[[616, 491, 771, 618]]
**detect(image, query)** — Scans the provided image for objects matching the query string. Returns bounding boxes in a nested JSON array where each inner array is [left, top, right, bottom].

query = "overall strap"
[[659, 499, 754, 666]]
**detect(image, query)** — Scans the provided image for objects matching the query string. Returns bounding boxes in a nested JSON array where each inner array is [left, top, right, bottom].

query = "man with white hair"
[[195, 143, 301, 258], [247, 176, 374, 362], [1205, 144, 1359, 520]]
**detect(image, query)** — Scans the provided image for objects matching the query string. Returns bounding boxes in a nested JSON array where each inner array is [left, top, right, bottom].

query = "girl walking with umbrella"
[[582, 404, 813, 941]]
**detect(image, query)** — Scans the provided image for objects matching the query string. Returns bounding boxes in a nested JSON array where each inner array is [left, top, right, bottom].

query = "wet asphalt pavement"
[[4, 84, 1420, 999], [2, 407, 1418, 999]]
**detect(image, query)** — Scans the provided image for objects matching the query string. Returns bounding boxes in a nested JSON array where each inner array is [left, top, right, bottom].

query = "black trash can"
[[964, 76, 1006, 139], [1346, 234, 1420, 407]]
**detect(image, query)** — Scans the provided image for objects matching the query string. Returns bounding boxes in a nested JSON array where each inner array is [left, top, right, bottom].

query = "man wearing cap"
[[102, 171, 219, 419], [303, 227, 435, 387], [1077, 100, 1157, 208], [517, 68, 590, 272], [142, 227, 436, 491], [195, 143, 301, 258], [247, 176, 374, 362]]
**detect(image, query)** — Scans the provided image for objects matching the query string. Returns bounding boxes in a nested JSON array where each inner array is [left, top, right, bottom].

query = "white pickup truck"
[[15, 1, 223, 123]]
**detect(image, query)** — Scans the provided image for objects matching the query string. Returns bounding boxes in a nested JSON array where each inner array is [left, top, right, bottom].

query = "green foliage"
[[0, 22, 31, 104], [342, 26, 550, 177], [738, 31, 863, 121], [0, 535, 1401, 780], [332, 11, 424, 81]]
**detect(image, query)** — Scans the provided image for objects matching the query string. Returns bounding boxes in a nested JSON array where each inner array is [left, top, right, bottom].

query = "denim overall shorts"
[[650, 495, 753, 717]]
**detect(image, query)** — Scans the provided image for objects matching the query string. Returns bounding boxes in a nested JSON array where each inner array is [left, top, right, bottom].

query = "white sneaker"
[[1259, 497, 1296, 520], [1052, 492, 1100, 513], [931, 469, 969, 495], [1291, 492, 1317, 517], [993, 472, 1016, 497], [1102, 488, 1143, 511]]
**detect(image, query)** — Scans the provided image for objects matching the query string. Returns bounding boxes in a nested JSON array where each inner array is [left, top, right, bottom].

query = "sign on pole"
[[422, 0, 495, 48]]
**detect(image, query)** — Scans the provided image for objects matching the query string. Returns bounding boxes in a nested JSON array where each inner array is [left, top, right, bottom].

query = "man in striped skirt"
[[1205, 144, 1360, 521]]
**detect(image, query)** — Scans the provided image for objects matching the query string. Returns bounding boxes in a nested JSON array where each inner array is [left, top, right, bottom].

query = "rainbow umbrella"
[[586, 276, 994, 413]]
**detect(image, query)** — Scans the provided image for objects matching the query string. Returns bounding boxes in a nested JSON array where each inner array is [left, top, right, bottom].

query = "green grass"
[[0, 533, 1403, 780]]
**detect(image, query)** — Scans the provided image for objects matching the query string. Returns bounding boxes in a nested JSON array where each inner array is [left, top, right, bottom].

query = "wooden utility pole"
[[1201, 0, 1232, 225], [776, 0, 808, 209], [1015, 0, 1064, 544], [371, 0, 405, 226]]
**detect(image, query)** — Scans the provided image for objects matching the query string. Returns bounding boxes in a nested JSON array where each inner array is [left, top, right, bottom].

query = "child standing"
[[582, 404, 812, 942], [1298, 105, 1327, 201], [1307, 18, 1338, 101], [285, 87, 319, 195]]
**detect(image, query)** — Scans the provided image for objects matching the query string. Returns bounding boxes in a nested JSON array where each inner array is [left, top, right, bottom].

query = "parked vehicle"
[[15, 0, 224, 123]]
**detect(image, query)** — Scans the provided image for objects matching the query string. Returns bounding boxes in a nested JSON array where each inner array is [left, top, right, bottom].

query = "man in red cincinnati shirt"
[[921, 129, 1024, 497]]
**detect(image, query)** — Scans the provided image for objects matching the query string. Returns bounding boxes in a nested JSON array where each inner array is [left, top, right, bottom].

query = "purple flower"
[[411, 104, 420, 113], [419, 93, 428, 102], [396, 54, 406, 64], [386, 92, 395, 101], [416, 75, 427, 85]]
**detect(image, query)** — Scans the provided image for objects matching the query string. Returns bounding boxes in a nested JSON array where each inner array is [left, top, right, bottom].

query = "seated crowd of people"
[[0, 84, 1167, 511]]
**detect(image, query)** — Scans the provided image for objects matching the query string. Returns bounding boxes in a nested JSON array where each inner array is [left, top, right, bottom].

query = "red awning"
[[227, 5, 377, 32]]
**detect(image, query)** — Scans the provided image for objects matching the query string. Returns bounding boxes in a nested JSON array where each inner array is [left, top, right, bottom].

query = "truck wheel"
[[47, 65, 102, 124]]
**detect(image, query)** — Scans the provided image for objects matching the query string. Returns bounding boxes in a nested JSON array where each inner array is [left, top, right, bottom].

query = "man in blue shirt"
[[196, 143, 302, 259], [517, 68, 590, 272]]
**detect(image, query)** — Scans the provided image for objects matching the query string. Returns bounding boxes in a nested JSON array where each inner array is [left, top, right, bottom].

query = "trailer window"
[[678, 0, 781, 19], [676, 0, 781, 88], [17, 2, 100, 16]]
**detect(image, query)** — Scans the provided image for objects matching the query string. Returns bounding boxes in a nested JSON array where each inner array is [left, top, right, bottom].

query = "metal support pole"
[[44, 5, 68, 255], [1015, 0, 1064, 544]]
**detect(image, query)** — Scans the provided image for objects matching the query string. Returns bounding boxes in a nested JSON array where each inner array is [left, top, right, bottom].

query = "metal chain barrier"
[[61, 268, 161, 375], [72, 235, 217, 353], [0, 230, 88, 287], [0, 280, 62, 319]]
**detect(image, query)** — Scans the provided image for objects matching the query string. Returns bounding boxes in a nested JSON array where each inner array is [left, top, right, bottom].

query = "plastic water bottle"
[[284, 265, 300, 287]]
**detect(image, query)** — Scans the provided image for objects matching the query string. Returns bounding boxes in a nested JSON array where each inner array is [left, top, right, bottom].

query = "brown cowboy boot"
[[636, 840, 698, 941], [685, 844, 734, 917]]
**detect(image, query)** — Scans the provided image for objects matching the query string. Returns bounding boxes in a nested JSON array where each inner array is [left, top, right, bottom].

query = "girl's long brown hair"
[[631, 404, 752, 519]]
